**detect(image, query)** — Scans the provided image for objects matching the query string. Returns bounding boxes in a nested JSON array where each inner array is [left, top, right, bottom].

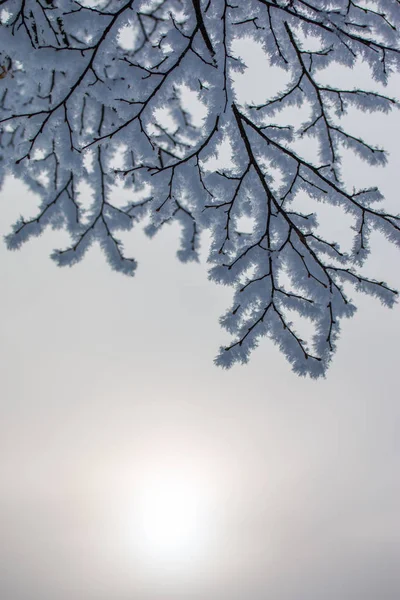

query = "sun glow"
[[129, 470, 214, 572]]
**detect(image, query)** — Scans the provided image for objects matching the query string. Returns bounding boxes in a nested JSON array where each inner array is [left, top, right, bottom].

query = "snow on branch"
[[0, 0, 399, 376]]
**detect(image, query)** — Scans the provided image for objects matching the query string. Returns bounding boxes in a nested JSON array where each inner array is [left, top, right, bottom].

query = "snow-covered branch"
[[1, 0, 399, 376]]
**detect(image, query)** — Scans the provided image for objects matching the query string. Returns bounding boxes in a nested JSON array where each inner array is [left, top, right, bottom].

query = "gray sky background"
[[0, 42, 400, 600]]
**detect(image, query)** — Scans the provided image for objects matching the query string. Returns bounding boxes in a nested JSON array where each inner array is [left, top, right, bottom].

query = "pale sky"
[[1, 46, 400, 600]]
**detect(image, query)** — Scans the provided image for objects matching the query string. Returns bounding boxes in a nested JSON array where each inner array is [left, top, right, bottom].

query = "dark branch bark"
[[192, 0, 215, 56]]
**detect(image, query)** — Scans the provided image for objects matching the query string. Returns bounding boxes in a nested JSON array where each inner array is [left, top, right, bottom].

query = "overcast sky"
[[1, 43, 400, 600]]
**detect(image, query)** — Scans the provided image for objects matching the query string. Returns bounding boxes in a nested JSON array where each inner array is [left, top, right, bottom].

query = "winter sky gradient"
[[1, 33, 400, 600]]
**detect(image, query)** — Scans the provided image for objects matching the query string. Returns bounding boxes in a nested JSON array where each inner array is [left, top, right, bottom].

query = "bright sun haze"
[[128, 469, 214, 576]]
